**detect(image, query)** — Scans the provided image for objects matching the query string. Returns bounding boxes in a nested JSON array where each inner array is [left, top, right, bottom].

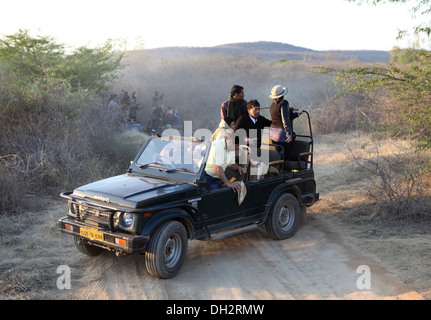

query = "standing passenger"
[[220, 85, 247, 122], [268, 85, 303, 160]]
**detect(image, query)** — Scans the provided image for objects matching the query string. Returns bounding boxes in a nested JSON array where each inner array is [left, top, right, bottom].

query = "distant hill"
[[145, 41, 390, 63]]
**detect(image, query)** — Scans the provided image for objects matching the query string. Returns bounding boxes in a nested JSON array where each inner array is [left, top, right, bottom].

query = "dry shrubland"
[[0, 84, 147, 213], [312, 132, 431, 222]]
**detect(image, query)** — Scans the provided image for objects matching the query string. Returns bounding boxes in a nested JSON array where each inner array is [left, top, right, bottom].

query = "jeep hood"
[[73, 174, 191, 208]]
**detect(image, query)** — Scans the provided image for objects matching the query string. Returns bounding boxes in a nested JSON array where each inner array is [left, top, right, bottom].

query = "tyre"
[[266, 193, 300, 240], [145, 220, 188, 279], [73, 236, 104, 256]]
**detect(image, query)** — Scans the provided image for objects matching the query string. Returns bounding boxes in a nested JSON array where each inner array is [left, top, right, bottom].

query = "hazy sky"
[[1, 0, 421, 51]]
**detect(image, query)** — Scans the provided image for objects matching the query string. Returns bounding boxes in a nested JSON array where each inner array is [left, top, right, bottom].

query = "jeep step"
[[210, 224, 258, 241]]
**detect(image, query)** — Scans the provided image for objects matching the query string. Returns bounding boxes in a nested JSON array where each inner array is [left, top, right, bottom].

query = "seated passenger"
[[235, 99, 271, 149], [204, 130, 247, 192]]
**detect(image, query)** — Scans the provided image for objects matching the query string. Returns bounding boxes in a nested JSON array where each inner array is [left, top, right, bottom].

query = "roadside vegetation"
[[1, 7, 430, 224], [0, 30, 132, 212], [317, 0, 431, 220]]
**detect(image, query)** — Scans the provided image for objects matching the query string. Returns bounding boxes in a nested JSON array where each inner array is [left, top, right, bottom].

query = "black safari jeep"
[[59, 112, 319, 278]]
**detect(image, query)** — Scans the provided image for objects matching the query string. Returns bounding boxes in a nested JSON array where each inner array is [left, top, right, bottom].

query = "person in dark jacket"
[[235, 99, 271, 149], [268, 85, 303, 160]]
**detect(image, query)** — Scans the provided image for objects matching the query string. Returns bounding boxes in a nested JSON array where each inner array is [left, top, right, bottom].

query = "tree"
[[0, 30, 126, 213], [347, 0, 431, 38], [0, 30, 63, 86], [64, 44, 124, 93], [0, 29, 124, 93], [319, 1, 431, 149]]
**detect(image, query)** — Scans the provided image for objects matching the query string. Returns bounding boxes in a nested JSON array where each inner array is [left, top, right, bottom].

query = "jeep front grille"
[[72, 202, 115, 230]]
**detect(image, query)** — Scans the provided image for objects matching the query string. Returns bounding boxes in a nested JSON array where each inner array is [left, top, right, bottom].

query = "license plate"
[[80, 226, 104, 241]]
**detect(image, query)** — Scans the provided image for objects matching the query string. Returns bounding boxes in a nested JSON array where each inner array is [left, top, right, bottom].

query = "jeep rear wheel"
[[266, 193, 300, 240], [145, 220, 188, 279]]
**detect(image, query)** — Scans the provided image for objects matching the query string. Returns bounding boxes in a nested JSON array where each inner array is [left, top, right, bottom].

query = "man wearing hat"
[[269, 85, 303, 160]]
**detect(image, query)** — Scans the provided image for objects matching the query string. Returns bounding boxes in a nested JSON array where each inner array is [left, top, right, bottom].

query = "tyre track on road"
[[69, 215, 424, 300]]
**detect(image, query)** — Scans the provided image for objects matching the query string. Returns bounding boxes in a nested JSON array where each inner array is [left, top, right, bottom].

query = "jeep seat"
[[284, 140, 312, 170], [248, 148, 281, 180]]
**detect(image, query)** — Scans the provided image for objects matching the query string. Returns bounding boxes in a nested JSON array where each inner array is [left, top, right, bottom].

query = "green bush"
[[0, 30, 127, 214]]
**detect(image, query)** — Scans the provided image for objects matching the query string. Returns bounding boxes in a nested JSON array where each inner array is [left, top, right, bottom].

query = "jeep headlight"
[[68, 201, 78, 218], [120, 213, 134, 228]]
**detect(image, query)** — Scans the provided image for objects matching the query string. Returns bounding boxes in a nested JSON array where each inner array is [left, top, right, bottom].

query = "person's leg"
[[204, 173, 222, 190], [284, 140, 299, 161], [271, 140, 290, 161]]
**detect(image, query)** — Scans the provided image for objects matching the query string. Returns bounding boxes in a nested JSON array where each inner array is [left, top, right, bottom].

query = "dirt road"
[[59, 214, 422, 300], [1, 201, 424, 300], [1, 133, 428, 300]]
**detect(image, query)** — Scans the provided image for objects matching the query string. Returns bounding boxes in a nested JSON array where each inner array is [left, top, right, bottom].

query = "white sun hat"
[[269, 85, 288, 99]]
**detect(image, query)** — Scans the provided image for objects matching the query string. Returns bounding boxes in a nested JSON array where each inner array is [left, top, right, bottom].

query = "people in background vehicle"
[[204, 130, 247, 192], [164, 106, 180, 127], [152, 91, 164, 108], [269, 85, 303, 160], [171, 108, 180, 127], [131, 91, 137, 107], [164, 106, 175, 124], [128, 92, 143, 122], [120, 91, 131, 109], [151, 104, 164, 131], [220, 85, 247, 122], [107, 94, 119, 108], [235, 99, 272, 149]]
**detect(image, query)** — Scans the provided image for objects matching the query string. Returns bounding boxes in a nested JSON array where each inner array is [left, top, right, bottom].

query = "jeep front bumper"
[[58, 217, 149, 254]]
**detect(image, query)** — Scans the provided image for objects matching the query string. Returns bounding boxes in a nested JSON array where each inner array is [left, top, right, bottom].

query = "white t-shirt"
[[204, 139, 236, 178]]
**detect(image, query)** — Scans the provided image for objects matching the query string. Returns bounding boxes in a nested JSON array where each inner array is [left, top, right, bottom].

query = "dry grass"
[[309, 132, 431, 299], [312, 132, 431, 220], [0, 199, 80, 299]]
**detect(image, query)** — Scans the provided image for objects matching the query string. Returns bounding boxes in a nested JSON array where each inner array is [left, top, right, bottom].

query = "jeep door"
[[241, 178, 278, 218], [197, 187, 243, 226]]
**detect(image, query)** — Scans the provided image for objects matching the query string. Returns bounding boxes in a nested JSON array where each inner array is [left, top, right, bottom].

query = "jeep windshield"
[[133, 137, 209, 181]]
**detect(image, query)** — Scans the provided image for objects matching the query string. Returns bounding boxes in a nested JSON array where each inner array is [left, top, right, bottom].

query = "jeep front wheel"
[[266, 193, 300, 240], [145, 220, 188, 279], [73, 236, 104, 256]]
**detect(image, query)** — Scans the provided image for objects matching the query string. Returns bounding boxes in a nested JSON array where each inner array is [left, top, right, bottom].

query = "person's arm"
[[291, 107, 303, 120], [211, 165, 241, 192], [234, 115, 249, 145], [261, 116, 272, 127], [229, 163, 247, 176], [220, 102, 227, 120], [280, 101, 294, 142]]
